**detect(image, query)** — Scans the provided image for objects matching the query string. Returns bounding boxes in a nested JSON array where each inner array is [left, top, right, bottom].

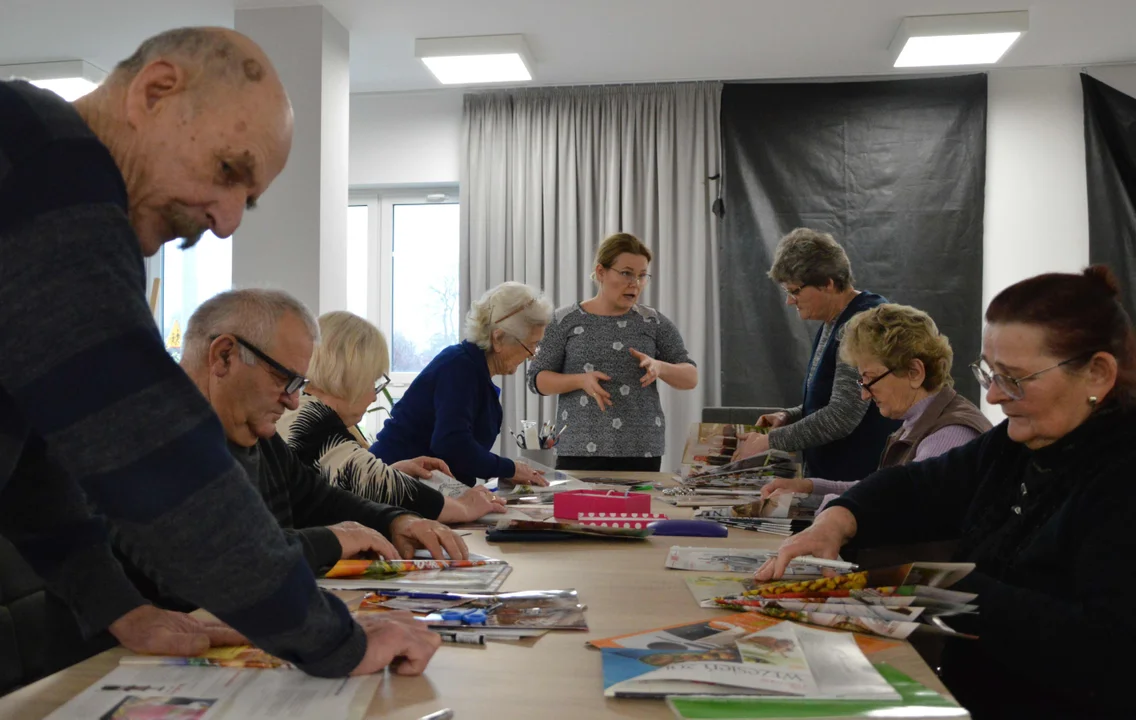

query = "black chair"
[[0, 536, 116, 695]]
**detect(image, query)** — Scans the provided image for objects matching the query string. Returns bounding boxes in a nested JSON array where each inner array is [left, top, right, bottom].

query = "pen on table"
[[418, 709, 455, 720], [439, 631, 486, 645], [373, 590, 472, 600]]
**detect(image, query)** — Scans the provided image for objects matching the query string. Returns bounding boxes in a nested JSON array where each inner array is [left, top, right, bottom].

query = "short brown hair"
[[840, 304, 954, 392], [595, 232, 652, 269], [767, 228, 854, 291], [985, 265, 1136, 407]]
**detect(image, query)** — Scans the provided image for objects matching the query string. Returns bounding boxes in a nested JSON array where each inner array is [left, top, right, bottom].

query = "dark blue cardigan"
[[371, 341, 515, 487], [801, 291, 901, 481]]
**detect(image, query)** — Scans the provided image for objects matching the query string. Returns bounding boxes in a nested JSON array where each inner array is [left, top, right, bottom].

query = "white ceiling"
[[2, 0, 1135, 94]]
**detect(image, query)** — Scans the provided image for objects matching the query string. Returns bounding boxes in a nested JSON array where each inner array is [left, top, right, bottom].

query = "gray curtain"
[[460, 82, 722, 470]]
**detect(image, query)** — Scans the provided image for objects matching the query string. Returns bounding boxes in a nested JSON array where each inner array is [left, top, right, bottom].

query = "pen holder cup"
[[519, 447, 557, 468]]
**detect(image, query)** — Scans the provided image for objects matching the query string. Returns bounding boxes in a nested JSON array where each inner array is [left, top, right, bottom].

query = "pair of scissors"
[[439, 608, 488, 625]]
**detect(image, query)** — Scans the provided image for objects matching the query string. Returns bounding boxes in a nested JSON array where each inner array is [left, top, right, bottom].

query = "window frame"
[[349, 185, 460, 396]]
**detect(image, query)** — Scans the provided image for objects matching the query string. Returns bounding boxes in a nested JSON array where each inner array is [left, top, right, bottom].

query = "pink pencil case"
[[576, 512, 669, 529], [553, 489, 652, 519]]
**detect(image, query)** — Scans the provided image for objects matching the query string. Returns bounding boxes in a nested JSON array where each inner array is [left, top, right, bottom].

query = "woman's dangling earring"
[[1088, 395, 1099, 409]]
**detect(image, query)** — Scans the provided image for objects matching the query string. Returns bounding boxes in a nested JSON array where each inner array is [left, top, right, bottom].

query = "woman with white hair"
[[371, 282, 553, 487], [278, 311, 506, 522]]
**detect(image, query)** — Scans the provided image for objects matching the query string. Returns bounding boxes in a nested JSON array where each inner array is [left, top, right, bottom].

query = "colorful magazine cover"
[[588, 612, 898, 656], [602, 622, 899, 700], [682, 423, 761, 468], [710, 563, 979, 640], [119, 646, 290, 669], [358, 589, 589, 630]]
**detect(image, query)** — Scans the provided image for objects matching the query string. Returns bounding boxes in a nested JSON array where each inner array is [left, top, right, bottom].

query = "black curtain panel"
[[719, 75, 987, 408], [1083, 74, 1136, 321]]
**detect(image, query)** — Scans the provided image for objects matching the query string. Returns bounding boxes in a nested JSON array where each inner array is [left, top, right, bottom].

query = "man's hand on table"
[[351, 612, 442, 676], [109, 605, 248, 656]]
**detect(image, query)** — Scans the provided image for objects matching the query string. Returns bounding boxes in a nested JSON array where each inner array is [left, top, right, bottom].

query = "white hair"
[[309, 311, 390, 403], [464, 282, 553, 350], [182, 289, 319, 369]]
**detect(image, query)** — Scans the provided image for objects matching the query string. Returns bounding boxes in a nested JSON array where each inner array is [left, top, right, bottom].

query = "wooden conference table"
[[0, 472, 948, 720]]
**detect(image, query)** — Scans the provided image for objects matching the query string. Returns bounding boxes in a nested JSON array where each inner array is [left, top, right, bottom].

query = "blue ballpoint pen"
[[376, 590, 472, 601]]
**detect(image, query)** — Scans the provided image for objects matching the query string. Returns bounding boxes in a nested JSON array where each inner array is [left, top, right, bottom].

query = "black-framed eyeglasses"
[[375, 373, 391, 395], [857, 368, 893, 394], [214, 334, 309, 395], [970, 352, 1096, 401]]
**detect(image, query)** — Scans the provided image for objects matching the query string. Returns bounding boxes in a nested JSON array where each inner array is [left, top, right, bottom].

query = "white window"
[[349, 188, 460, 437], [149, 233, 233, 361]]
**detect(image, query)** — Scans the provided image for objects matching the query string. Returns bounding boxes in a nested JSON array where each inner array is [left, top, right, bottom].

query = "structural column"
[[234, 5, 349, 314]]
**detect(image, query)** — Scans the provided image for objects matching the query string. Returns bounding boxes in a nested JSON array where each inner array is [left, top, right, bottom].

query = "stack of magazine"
[[711, 562, 979, 641], [680, 423, 799, 481], [589, 614, 969, 719]]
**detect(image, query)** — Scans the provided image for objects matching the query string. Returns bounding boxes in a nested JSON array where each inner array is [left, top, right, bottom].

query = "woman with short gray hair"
[[733, 228, 899, 482], [372, 282, 553, 487]]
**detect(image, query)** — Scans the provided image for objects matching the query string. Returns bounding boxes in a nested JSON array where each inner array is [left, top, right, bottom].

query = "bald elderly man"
[[0, 27, 434, 678]]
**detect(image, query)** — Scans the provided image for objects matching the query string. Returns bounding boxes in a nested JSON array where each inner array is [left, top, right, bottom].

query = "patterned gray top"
[[527, 303, 694, 458]]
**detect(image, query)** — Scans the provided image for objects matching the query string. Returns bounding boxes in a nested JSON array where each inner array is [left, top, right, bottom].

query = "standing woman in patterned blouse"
[[527, 233, 698, 472]]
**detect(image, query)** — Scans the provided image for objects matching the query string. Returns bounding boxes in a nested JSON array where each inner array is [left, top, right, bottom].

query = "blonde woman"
[[527, 232, 698, 471], [372, 283, 553, 487], [760, 304, 991, 507], [278, 311, 506, 523]]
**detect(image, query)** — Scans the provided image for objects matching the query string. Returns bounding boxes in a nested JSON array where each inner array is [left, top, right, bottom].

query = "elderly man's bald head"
[[74, 27, 293, 256], [111, 27, 278, 91]]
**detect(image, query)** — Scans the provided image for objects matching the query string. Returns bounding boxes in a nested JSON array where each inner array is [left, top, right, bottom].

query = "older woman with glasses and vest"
[[759, 304, 991, 507], [732, 228, 899, 482], [371, 282, 553, 488], [755, 266, 1136, 719]]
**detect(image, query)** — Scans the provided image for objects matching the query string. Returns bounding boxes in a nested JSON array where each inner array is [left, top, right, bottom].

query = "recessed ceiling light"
[[890, 11, 1028, 68], [415, 34, 533, 85], [0, 60, 107, 101]]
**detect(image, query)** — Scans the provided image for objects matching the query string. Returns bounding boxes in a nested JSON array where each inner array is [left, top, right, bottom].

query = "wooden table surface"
[[0, 472, 948, 720]]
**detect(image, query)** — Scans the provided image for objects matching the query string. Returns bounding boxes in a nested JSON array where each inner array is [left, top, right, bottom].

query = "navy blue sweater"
[[0, 80, 363, 676], [801, 291, 900, 481], [372, 341, 515, 486]]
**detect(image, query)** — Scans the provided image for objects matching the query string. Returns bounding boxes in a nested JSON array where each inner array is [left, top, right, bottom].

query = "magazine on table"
[[666, 546, 831, 576], [681, 422, 760, 466], [601, 621, 899, 700], [665, 663, 971, 720], [317, 551, 513, 592], [588, 612, 897, 656], [711, 563, 978, 640], [44, 661, 378, 720], [493, 517, 654, 539], [358, 588, 589, 630]]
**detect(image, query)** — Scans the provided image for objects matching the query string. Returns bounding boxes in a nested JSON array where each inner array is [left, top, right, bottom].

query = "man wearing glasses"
[[168, 290, 471, 573]]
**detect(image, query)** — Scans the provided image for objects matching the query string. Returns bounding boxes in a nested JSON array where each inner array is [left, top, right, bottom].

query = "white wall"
[[349, 90, 463, 186], [981, 64, 1136, 420]]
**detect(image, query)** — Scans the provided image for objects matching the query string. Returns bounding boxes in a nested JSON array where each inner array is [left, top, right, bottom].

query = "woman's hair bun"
[[1084, 264, 1121, 297]]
